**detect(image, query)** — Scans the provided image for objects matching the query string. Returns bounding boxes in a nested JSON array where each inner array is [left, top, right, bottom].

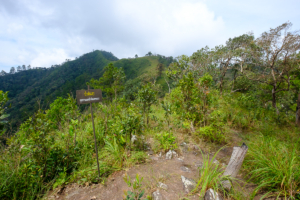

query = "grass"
[[244, 134, 300, 199], [191, 148, 233, 198]]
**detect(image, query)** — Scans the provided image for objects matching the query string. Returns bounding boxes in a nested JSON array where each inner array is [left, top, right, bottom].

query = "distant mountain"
[[0, 50, 174, 131]]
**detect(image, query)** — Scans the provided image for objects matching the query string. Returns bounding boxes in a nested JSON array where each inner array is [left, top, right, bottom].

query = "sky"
[[0, 0, 299, 72]]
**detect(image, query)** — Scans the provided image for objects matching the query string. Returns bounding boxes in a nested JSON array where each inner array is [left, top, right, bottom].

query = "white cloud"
[[0, 0, 299, 72], [31, 49, 71, 67]]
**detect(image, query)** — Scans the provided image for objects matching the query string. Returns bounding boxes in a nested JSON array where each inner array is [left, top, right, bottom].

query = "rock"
[[166, 150, 177, 160], [195, 161, 203, 168], [158, 152, 162, 158], [193, 145, 200, 151], [90, 196, 97, 200], [177, 158, 184, 162], [131, 135, 137, 144], [180, 142, 189, 153], [213, 159, 220, 164], [180, 166, 190, 172], [180, 142, 187, 146], [152, 190, 163, 200], [151, 156, 159, 161], [158, 182, 168, 190], [204, 188, 222, 200], [148, 150, 154, 155], [181, 175, 196, 193]]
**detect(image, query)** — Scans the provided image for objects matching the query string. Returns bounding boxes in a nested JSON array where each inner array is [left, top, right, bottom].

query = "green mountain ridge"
[[0, 50, 173, 130]]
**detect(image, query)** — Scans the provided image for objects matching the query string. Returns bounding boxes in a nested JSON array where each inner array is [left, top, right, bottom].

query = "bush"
[[154, 132, 177, 152]]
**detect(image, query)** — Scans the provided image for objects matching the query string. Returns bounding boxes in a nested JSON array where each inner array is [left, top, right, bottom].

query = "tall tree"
[[10, 67, 15, 74], [0, 90, 10, 132], [0, 70, 7, 76], [17, 66, 22, 72], [212, 34, 254, 94], [244, 22, 300, 111], [297, 92, 300, 127], [22, 65, 26, 71]]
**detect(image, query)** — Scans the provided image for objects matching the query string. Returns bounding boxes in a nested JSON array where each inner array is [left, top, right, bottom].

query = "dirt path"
[[46, 144, 236, 200]]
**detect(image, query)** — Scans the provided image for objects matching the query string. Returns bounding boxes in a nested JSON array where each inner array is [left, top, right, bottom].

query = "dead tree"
[[222, 143, 248, 190]]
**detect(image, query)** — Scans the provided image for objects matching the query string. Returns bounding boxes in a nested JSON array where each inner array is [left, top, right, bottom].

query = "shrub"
[[154, 132, 177, 152]]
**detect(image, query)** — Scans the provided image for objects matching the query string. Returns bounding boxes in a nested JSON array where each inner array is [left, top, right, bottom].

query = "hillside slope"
[[0, 50, 173, 130]]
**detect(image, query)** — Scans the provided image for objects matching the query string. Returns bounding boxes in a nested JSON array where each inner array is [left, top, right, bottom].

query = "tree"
[[145, 51, 152, 56], [0, 90, 10, 133], [135, 54, 138, 58], [156, 63, 163, 77], [89, 63, 125, 101], [17, 66, 22, 72], [27, 65, 31, 70], [0, 70, 7, 76], [243, 22, 300, 112], [10, 67, 15, 74], [22, 65, 26, 71], [137, 83, 157, 124], [297, 92, 300, 127], [211, 34, 254, 94]]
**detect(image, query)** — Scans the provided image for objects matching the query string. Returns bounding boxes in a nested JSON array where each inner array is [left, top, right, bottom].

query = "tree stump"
[[222, 143, 248, 190]]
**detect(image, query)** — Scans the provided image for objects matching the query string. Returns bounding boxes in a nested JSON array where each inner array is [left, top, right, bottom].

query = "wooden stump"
[[222, 143, 248, 190]]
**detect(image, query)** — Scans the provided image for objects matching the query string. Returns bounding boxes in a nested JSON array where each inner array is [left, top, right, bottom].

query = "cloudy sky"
[[0, 0, 299, 72]]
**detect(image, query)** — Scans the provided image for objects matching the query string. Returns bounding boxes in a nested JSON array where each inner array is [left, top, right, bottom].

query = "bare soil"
[[46, 142, 238, 200]]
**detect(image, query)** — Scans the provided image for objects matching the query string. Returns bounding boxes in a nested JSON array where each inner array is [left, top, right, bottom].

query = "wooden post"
[[76, 86, 102, 179], [222, 143, 248, 190], [88, 85, 101, 178]]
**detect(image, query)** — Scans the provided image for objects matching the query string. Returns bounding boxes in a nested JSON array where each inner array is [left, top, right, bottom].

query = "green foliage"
[[46, 94, 79, 129], [89, 63, 126, 101], [169, 73, 212, 124], [154, 132, 177, 152], [192, 148, 232, 198], [196, 125, 226, 144], [0, 90, 10, 134], [123, 173, 147, 200], [137, 83, 157, 124], [245, 135, 300, 199]]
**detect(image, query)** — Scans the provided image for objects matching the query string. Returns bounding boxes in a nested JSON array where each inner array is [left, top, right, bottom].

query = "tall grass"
[[245, 135, 300, 199], [191, 148, 232, 198]]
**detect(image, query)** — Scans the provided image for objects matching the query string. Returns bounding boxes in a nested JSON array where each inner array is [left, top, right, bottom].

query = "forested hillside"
[[0, 22, 300, 200], [0, 50, 173, 131]]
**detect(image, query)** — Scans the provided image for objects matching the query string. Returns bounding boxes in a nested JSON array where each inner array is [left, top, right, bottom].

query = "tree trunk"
[[219, 67, 228, 95], [272, 86, 276, 108], [296, 92, 300, 127], [222, 143, 248, 190]]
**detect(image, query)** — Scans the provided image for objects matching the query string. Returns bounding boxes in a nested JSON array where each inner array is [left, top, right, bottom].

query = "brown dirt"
[[45, 132, 266, 200]]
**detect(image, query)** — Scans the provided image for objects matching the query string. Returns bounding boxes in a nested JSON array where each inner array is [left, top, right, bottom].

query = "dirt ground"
[[46, 132, 273, 200], [45, 143, 238, 200]]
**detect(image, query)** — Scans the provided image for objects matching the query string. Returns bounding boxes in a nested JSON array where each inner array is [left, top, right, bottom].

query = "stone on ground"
[[181, 175, 196, 193], [166, 150, 177, 160], [152, 190, 163, 200], [204, 188, 222, 200]]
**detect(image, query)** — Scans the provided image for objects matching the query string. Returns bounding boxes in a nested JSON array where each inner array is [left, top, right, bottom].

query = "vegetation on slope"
[[0, 22, 300, 200], [0, 51, 173, 132]]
